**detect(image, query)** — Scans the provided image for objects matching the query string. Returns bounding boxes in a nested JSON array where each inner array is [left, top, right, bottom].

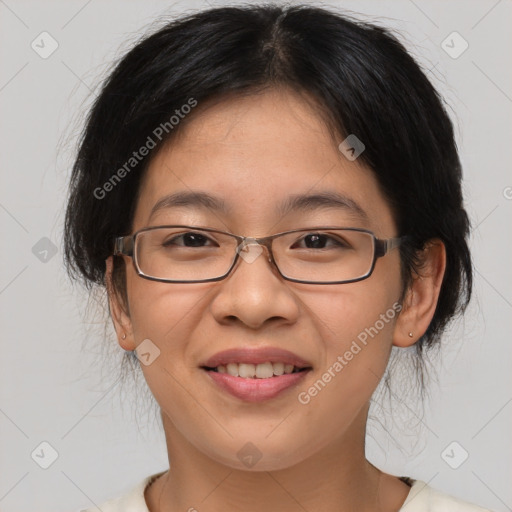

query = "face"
[[110, 88, 406, 471]]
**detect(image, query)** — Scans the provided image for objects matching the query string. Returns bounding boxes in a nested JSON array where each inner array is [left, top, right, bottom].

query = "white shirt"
[[78, 472, 492, 511]]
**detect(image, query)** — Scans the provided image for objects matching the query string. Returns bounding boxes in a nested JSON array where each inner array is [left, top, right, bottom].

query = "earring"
[[408, 332, 413, 338], [122, 333, 127, 340]]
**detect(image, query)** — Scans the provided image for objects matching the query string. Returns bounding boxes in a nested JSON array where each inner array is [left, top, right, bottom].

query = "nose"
[[209, 240, 301, 330], [236, 238, 271, 265]]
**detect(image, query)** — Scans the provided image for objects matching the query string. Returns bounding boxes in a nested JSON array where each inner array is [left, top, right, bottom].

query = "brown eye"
[[163, 232, 214, 248], [291, 233, 349, 250]]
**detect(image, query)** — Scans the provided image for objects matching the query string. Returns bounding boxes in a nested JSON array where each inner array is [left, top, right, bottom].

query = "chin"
[[198, 435, 314, 472]]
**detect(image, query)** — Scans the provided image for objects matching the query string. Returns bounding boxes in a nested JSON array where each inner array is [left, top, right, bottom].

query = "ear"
[[105, 256, 136, 351], [393, 239, 446, 347]]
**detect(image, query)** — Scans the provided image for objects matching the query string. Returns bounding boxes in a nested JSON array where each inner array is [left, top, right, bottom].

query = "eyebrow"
[[277, 191, 368, 221], [148, 190, 368, 222], [149, 191, 231, 219]]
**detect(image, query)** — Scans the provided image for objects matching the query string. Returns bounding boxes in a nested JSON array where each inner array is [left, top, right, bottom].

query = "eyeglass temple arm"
[[375, 236, 403, 258], [113, 236, 134, 257]]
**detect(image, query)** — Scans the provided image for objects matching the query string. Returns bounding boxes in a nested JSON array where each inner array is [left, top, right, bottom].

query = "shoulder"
[[76, 471, 165, 512], [400, 479, 492, 512]]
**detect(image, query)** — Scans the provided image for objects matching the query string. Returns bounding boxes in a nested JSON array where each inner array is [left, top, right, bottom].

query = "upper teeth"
[[216, 362, 298, 378]]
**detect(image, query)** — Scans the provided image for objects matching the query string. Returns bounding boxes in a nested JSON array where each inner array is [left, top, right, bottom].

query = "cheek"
[[125, 277, 212, 413], [291, 288, 400, 448], [126, 267, 208, 340], [303, 270, 402, 395], [124, 272, 212, 390], [312, 274, 400, 351]]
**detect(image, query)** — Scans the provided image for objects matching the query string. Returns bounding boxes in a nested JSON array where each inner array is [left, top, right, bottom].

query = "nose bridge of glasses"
[[235, 236, 273, 265]]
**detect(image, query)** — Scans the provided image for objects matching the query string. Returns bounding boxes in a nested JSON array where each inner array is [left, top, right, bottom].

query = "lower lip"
[[204, 369, 310, 402]]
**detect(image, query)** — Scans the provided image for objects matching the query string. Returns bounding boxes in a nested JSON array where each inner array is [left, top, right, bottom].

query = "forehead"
[[133, 88, 396, 235]]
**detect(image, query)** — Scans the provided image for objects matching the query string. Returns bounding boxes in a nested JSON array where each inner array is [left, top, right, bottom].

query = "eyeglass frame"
[[113, 225, 404, 285]]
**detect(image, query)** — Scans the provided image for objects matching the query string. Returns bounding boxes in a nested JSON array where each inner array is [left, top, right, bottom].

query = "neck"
[[145, 409, 411, 512]]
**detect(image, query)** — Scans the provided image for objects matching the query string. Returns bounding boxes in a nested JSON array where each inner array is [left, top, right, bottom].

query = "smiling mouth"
[[202, 362, 311, 379]]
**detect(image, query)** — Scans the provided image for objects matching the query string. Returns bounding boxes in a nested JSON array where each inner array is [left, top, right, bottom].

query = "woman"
[[65, 4, 489, 511]]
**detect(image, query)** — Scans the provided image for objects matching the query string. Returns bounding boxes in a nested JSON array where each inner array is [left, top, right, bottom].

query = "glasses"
[[113, 225, 403, 285]]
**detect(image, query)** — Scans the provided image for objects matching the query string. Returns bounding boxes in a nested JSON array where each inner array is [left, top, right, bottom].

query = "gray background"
[[0, 0, 511, 511]]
